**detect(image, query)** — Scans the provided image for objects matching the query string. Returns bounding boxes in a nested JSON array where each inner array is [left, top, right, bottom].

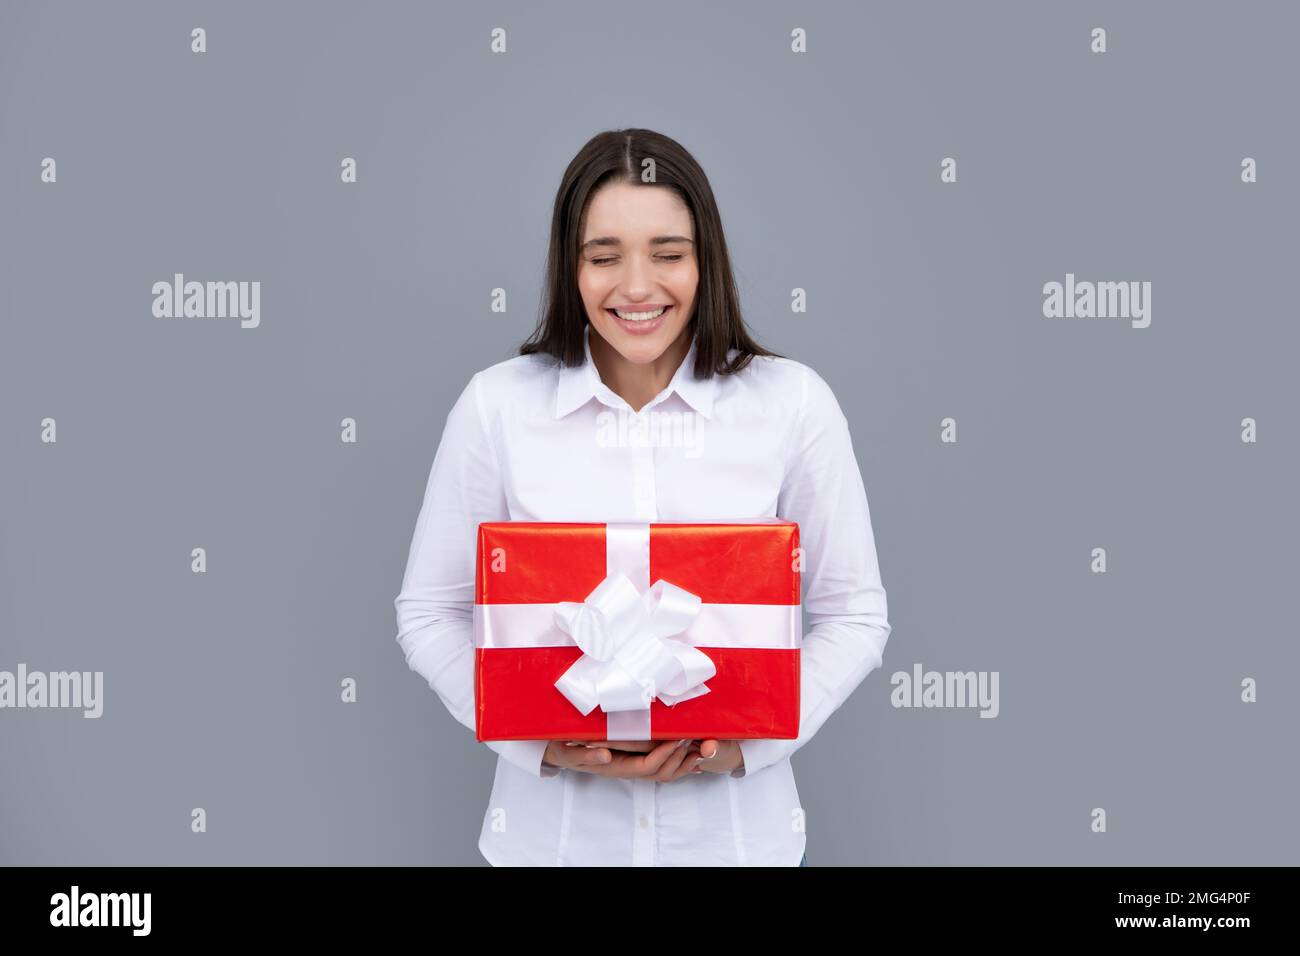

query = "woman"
[[394, 128, 891, 866]]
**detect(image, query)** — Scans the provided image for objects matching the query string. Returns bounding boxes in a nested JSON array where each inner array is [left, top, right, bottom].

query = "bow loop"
[[552, 572, 644, 663], [551, 573, 715, 720]]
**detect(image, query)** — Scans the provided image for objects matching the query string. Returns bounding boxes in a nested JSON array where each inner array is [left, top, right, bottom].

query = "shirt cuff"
[[734, 738, 788, 778], [732, 742, 750, 777], [486, 739, 560, 778]]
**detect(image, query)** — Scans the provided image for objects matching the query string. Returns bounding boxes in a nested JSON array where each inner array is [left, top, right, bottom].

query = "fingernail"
[[677, 739, 689, 749], [565, 742, 582, 747]]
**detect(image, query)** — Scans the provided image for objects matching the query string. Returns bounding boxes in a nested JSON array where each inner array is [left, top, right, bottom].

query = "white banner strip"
[[605, 523, 651, 591], [474, 602, 801, 650], [607, 710, 650, 739]]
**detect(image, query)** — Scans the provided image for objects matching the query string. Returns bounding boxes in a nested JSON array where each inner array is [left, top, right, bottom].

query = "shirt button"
[[639, 816, 650, 830]]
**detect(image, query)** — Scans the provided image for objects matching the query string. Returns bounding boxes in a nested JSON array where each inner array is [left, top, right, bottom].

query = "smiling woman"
[[519, 129, 779, 413], [580, 185, 699, 406], [396, 127, 891, 867]]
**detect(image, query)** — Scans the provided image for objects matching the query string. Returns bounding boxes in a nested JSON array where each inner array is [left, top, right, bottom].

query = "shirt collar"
[[554, 324, 717, 420]]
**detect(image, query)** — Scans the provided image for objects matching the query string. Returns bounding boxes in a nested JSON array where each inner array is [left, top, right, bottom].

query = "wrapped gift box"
[[473, 520, 801, 741]]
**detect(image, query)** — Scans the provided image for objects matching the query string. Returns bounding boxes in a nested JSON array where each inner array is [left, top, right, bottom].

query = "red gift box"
[[473, 520, 801, 741]]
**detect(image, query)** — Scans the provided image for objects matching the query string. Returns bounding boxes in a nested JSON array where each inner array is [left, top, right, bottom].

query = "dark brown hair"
[[518, 128, 780, 377]]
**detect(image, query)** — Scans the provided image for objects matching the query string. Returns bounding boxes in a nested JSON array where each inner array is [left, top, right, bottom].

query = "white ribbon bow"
[[552, 571, 716, 717]]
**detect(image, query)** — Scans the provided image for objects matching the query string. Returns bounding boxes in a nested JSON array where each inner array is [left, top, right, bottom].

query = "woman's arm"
[[735, 364, 892, 777], [393, 371, 559, 778]]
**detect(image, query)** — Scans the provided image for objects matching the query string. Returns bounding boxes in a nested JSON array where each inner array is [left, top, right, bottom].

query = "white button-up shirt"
[[394, 326, 891, 866]]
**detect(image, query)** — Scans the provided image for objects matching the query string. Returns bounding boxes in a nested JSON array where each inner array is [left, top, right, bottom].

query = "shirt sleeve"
[[394, 371, 561, 779], [735, 365, 892, 777]]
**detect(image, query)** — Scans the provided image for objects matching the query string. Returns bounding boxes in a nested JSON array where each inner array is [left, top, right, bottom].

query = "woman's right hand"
[[542, 739, 702, 781]]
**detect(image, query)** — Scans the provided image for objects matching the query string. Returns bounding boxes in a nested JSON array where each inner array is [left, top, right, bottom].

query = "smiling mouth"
[[607, 305, 670, 321]]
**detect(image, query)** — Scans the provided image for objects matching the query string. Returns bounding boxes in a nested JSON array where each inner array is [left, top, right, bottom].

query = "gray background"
[[1, 0, 1296, 865]]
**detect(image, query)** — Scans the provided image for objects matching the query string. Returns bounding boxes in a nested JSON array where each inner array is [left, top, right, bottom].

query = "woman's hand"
[[691, 739, 744, 775], [583, 738, 744, 775], [541, 739, 706, 781], [579, 739, 658, 753]]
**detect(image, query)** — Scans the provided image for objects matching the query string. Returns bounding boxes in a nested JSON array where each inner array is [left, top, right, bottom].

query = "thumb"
[[574, 745, 612, 766]]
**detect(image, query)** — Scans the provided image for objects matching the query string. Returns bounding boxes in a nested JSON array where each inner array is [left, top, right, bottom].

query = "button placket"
[[632, 778, 655, 865], [631, 442, 657, 521], [626, 411, 659, 863]]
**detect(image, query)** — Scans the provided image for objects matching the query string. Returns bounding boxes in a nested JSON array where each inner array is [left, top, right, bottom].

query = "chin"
[[607, 327, 684, 362]]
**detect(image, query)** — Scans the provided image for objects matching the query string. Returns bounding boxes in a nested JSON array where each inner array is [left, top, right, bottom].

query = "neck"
[[589, 324, 693, 413]]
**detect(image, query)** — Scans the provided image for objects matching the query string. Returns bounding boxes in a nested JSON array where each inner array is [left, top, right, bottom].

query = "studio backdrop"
[[0, 0, 1295, 865]]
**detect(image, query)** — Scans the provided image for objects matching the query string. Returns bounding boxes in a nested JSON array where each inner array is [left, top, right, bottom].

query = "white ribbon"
[[551, 571, 717, 735]]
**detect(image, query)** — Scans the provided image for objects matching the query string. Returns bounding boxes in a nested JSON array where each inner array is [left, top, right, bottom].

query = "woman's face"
[[577, 181, 698, 365]]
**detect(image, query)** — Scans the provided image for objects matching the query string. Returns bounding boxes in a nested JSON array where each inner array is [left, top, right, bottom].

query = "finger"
[[567, 740, 696, 777], [652, 739, 696, 781], [627, 739, 690, 776], [575, 750, 657, 777], [564, 745, 614, 769], [581, 740, 658, 753], [664, 742, 704, 782], [692, 738, 721, 773]]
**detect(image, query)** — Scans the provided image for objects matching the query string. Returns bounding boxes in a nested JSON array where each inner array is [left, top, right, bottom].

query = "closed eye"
[[591, 255, 685, 266]]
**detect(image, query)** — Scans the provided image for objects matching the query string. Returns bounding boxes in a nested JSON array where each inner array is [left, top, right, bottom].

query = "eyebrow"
[[580, 235, 695, 251]]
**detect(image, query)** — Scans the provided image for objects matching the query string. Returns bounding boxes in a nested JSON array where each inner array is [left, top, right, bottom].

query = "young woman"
[[394, 128, 891, 866]]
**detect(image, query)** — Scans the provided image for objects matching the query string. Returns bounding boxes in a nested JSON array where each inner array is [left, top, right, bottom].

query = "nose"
[[618, 254, 654, 299]]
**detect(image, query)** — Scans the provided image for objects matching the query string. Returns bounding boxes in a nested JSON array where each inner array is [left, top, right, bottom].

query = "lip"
[[607, 304, 671, 336]]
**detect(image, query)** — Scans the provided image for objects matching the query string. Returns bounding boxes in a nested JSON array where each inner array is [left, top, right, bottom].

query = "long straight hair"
[[518, 129, 780, 377]]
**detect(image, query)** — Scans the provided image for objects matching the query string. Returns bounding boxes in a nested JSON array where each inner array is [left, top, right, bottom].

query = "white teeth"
[[612, 306, 666, 321]]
